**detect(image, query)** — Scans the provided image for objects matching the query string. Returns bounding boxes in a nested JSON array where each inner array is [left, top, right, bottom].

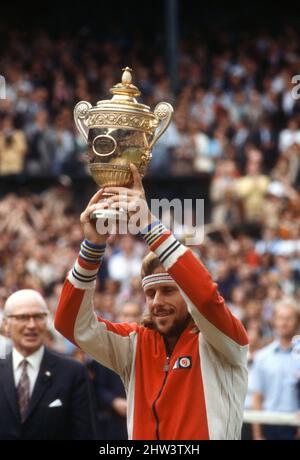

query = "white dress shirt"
[[13, 346, 45, 397]]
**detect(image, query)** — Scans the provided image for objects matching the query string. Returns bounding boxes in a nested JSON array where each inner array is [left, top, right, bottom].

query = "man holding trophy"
[[55, 68, 248, 440]]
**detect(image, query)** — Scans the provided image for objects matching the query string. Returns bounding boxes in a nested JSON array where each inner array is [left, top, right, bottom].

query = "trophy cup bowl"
[[74, 67, 173, 221]]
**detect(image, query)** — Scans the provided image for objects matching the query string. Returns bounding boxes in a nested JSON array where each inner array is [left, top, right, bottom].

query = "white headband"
[[142, 273, 176, 290]]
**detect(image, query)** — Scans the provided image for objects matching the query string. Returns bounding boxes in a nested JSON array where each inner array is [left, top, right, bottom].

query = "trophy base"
[[90, 208, 128, 222]]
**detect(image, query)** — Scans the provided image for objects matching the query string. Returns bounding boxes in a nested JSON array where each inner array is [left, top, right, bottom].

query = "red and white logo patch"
[[179, 357, 191, 368], [173, 356, 192, 369]]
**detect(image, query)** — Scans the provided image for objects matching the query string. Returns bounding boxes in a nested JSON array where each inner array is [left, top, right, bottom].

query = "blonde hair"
[[141, 251, 164, 278]]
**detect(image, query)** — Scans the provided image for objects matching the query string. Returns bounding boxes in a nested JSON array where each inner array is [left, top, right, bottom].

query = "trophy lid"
[[96, 67, 151, 114], [74, 67, 174, 136], [110, 66, 141, 100]]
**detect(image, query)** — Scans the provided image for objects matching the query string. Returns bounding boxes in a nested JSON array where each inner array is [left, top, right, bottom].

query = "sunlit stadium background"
[[1, 0, 300, 440]]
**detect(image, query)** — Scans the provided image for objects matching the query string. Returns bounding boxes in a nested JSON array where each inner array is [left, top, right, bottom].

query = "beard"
[[158, 313, 191, 338]]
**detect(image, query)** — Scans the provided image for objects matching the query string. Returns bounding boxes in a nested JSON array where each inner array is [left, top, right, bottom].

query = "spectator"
[[242, 323, 265, 440], [279, 118, 300, 153], [51, 111, 76, 176], [0, 290, 96, 440], [25, 110, 54, 176], [107, 235, 142, 291], [235, 157, 269, 223], [210, 159, 240, 225], [0, 114, 27, 175], [251, 299, 300, 440]]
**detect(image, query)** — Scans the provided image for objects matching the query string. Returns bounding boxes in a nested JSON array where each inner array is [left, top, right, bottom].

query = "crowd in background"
[[1, 23, 300, 439], [1, 25, 300, 180]]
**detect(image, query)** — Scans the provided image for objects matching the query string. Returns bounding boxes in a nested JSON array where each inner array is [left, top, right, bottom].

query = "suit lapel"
[[0, 354, 20, 422], [26, 348, 55, 420]]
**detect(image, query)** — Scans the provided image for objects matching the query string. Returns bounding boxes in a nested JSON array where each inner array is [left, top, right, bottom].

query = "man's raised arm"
[[142, 219, 248, 366], [55, 190, 137, 378]]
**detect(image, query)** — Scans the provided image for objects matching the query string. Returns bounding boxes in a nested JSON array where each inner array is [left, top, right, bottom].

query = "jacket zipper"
[[152, 356, 170, 440]]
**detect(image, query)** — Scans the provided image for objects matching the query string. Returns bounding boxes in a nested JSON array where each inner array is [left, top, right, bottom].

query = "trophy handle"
[[150, 102, 174, 149], [74, 101, 92, 141]]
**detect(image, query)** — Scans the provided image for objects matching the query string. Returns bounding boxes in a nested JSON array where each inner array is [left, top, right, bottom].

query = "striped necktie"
[[17, 359, 30, 423]]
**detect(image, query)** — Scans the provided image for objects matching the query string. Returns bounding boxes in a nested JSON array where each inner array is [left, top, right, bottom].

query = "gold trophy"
[[74, 67, 173, 220]]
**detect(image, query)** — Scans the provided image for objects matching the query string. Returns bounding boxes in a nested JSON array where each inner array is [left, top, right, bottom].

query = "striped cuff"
[[142, 220, 169, 246], [69, 258, 98, 289], [142, 220, 186, 270], [79, 240, 106, 264], [68, 240, 106, 289]]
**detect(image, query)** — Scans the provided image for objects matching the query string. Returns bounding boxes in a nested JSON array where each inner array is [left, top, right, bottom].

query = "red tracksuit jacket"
[[55, 222, 248, 440]]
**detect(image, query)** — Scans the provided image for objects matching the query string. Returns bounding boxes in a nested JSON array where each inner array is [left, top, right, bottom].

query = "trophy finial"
[[110, 67, 140, 100], [121, 67, 133, 85]]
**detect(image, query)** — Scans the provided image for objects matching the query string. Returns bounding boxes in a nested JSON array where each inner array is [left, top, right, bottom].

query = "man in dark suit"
[[0, 289, 96, 440]]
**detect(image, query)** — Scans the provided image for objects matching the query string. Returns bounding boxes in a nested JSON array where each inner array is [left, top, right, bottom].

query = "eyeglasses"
[[7, 313, 48, 324]]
